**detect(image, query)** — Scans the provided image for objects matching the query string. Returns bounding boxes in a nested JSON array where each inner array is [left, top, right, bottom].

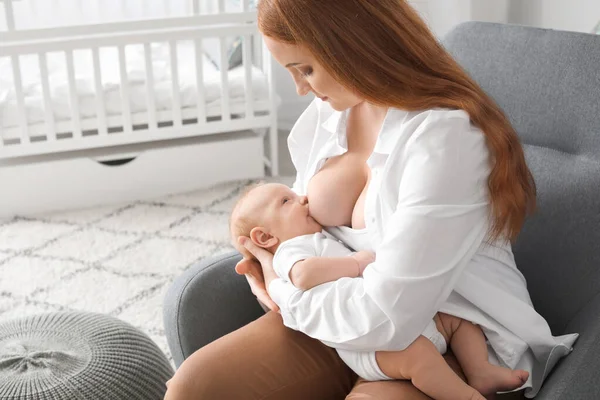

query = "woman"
[[165, 1, 577, 399]]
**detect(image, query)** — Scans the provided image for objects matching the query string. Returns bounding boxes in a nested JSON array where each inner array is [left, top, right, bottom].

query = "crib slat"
[[194, 39, 206, 124], [242, 34, 254, 118], [5, 0, 16, 31], [169, 40, 183, 128], [38, 53, 57, 141], [262, 36, 270, 79], [242, 0, 250, 12], [218, 0, 225, 13], [65, 50, 82, 139], [263, 41, 279, 176], [91, 47, 108, 136], [253, 33, 263, 71], [143, 43, 158, 130], [192, 0, 200, 15], [11, 55, 29, 144], [219, 37, 231, 122], [118, 45, 133, 135]]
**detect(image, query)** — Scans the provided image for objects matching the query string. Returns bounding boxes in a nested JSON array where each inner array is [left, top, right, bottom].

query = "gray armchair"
[[163, 22, 600, 399]]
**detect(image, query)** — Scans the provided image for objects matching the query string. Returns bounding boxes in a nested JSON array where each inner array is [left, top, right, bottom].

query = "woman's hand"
[[234, 237, 280, 312], [351, 250, 376, 276]]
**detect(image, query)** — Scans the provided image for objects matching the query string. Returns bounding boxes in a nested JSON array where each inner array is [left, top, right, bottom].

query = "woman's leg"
[[164, 311, 356, 400], [347, 378, 434, 400]]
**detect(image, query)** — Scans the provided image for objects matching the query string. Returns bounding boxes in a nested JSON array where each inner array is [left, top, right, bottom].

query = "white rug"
[[0, 176, 293, 365]]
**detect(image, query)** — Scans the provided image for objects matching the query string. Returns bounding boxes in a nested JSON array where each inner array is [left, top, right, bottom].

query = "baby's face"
[[251, 183, 322, 243]]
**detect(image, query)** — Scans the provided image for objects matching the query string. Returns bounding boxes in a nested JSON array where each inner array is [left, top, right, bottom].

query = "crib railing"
[[0, 8, 279, 175]]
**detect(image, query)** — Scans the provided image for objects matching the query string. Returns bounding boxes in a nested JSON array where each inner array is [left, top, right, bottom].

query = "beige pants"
[[164, 312, 525, 400]]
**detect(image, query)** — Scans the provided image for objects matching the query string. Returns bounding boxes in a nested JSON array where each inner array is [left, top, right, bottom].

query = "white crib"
[[0, 0, 278, 218]]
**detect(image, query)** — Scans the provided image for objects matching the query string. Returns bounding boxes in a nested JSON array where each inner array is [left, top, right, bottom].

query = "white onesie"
[[273, 231, 447, 381]]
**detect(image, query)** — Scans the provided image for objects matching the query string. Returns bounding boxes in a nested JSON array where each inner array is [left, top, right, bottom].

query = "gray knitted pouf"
[[0, 311, 174, 399]]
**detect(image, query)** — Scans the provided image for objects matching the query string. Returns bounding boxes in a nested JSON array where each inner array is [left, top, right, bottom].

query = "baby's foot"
[[467, 365, 529, 396]]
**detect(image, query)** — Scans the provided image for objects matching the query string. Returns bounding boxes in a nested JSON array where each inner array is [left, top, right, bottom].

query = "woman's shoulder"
[[399, 107, 470, 121], [389, 107, 472, 135], [381, 107, 490, 200], [384, 107, 485, 154]]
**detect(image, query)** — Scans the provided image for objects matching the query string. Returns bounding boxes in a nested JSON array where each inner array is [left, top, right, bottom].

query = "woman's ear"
[[249, 227, 279, 249]]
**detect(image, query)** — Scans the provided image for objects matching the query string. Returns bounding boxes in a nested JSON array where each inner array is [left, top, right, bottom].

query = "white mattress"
[[0, 42, 270, 137]]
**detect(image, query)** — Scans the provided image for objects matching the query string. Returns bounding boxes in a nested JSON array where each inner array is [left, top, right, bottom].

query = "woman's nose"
[[296, 82, 310, 97], [292, 75, 311, 97]]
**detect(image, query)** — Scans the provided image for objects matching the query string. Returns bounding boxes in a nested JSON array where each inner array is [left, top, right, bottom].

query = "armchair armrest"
[[536, 293, 600, 399], [163, 251, 265, 367]]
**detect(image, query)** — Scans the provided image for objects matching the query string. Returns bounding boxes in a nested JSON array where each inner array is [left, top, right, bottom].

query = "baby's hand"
[[351, 251, 376, 276]]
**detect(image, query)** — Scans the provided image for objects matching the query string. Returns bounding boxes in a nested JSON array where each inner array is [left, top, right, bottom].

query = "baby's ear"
[[249, 227, 278, 249]]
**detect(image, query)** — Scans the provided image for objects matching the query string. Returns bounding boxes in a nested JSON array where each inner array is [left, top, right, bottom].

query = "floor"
[[0, 129, 295, 365]]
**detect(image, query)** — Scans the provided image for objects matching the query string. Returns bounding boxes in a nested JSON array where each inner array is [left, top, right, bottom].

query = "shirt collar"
[[373, 108, 401, 155], [321, 105, 406, 155], [321, 108, 349, 150]]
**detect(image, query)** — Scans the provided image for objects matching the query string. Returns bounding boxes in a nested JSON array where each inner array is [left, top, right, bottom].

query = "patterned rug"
[[0, 176, 293, 365]]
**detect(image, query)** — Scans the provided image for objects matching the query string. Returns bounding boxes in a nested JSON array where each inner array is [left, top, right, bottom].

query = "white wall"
[[423, 0, 600, 38], [426, 0, 511, 38], [508, 0, 600, 33]]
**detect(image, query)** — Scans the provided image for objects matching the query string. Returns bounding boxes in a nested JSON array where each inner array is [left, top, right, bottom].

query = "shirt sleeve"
[[273, 236, 318, 283], [269, 113, 492, 351]]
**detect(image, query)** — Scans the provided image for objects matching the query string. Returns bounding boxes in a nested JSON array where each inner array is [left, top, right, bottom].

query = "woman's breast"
[[351, 168, 370, 230], [307, 152, 369, 228]]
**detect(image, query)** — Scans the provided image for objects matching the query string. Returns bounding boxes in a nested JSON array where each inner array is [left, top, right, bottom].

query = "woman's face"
[[264, 36, 363, 111]]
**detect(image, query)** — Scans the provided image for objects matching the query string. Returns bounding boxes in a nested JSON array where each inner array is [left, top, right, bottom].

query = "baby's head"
[[230, 183, 322, 259]]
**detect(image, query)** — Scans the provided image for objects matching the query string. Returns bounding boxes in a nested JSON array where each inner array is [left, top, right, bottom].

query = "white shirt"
[[273, 232, 353, 282], [269, 98, 578, 398]]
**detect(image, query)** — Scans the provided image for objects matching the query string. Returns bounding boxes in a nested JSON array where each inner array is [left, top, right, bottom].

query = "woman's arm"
[[265, 115, 491, 352]]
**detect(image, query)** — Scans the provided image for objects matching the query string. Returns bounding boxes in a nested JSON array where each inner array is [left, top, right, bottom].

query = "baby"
[[230, 182, 529, 400]]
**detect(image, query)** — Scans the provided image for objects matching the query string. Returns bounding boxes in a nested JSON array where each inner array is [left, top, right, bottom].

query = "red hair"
[[258, 0, 536, 242]]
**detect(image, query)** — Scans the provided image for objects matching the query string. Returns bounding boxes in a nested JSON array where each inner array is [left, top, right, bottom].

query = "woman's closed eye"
[[299, 67, 313, 77]]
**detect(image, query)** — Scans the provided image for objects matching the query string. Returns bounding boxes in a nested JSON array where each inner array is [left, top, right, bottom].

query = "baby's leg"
[[376, 336, 485, 400], [436, 313, 529, 397]]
